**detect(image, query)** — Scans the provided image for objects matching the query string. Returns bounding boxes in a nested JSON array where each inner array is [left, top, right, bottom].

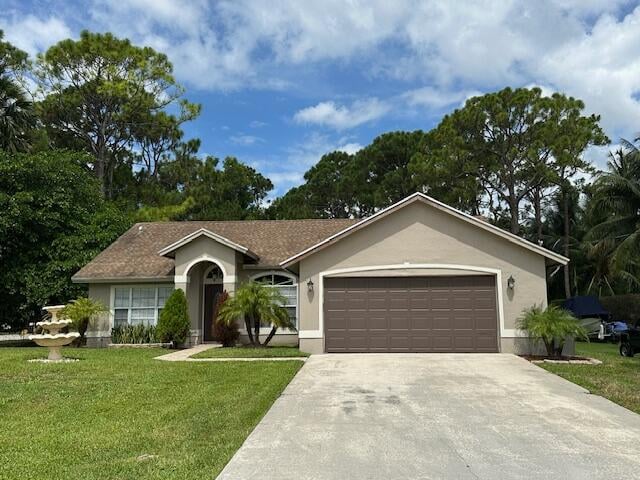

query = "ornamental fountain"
[[29, 305, 79, 362]]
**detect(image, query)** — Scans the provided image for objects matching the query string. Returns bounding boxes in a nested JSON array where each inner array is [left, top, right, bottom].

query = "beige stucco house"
[[73, 193, 568, 354]]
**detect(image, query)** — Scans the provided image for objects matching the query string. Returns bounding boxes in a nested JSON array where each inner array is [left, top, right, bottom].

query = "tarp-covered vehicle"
[[562, 296, 611, 339]]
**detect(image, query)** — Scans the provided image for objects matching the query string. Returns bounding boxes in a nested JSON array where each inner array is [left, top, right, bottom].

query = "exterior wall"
[[85, 281, 174, 347], [297, 201, 549, 354]]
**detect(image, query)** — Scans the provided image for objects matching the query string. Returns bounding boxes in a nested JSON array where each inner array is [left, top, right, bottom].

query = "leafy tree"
[[35, 30, 200, 196], [352, 131, 426, 214], [156, 289, 191, 346], [212, 291, 240, 347], [183, 156, 273, 220], [518, 304, 587, 357], [419, 88, 606, 236], [218, 282, 294, 347], [61, 297, 107, 346], [587, 143, 640, 293], [0, 150, 131, 329], [268, 185, 316, 219], [0, 31, 36, 152]]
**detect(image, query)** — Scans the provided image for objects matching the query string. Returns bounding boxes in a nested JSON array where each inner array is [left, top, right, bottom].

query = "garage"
[[324, 275, 498, 353]]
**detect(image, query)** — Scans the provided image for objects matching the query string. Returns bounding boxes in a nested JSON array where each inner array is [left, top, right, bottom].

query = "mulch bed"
[[520, 354, 602, 365]]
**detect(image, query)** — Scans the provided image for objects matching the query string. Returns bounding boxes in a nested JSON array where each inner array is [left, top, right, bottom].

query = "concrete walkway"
[[154, 344, 307, 362], [154, 343, 220, 361], [217, 353, 640, 480]]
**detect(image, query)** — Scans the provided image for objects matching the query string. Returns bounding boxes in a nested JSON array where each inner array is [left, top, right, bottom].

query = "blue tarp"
[[562, 296, 609, 319]]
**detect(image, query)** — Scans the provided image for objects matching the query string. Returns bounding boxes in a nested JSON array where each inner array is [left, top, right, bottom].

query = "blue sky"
[[2, 0, 640, 197]]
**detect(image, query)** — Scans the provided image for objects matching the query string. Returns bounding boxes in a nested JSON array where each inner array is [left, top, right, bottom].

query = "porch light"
[[507, 275, 515, 290], [307, 278, 314, 292]]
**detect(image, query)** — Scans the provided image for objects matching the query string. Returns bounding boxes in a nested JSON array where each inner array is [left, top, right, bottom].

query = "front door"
[[203, 284, 223, 342]]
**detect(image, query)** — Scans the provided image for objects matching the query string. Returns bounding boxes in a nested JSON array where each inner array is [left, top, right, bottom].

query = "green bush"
[[518, 304, 588, 357], [156, 289, 190, 346], [111, 324, 157, 344], [212, 291, 239, 347], [600, 294, 640, 326]]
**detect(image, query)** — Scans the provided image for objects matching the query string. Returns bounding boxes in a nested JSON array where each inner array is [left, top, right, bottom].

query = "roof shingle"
[[73, 219, 358, 281]]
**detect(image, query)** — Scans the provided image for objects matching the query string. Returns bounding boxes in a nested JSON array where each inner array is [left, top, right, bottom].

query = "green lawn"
[[0, 347, 302, 480], [540, 342, 640, 414], [192, 346, 309, 359]]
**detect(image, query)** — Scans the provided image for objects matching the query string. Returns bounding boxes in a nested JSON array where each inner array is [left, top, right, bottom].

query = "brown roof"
[[72, 219, 358, 281]]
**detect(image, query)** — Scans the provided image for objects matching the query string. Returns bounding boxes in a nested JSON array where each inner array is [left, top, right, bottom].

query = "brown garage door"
[[324, 276, 498, 353]]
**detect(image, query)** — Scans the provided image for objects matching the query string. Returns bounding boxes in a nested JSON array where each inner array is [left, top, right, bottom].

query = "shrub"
[[600, 294, 640, 326], [111, 324, 158, 344], [212, 291, 239, 347], [156, 289, 190, 346], [518, 304, 588, 357], [62, 297, 107, 346]]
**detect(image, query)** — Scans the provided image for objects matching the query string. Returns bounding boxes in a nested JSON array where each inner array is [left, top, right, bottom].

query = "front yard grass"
[[192, 346, 309, 359], [0, 347, 302, 480], [540, 342, 640, 414]]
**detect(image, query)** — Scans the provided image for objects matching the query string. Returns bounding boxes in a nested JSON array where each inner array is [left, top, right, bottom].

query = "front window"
[[113, 286, 173, 327], [252, 273, 297, 330]]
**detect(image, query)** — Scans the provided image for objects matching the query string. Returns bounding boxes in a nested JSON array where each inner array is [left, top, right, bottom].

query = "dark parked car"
[[619, 327, 640, 357]]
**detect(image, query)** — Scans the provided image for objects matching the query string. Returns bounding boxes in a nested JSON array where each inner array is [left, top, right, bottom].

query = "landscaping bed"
[[539, 342, 640, 414], [0, 347, 302, 480], [191, 346, 309, 359]]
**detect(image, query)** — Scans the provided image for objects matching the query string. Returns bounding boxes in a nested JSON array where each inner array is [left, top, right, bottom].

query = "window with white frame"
[[252, 273, 297, 329], [113, 286, 173, 327]]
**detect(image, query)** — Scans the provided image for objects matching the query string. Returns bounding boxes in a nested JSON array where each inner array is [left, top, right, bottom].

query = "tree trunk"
[[254, 317, 261, 346], [244, 316, 255, 345], [533, 187, 542, 244], [509, 195, 520, 234], [264, 326, 278, 346], [562, 186, 571, 299]]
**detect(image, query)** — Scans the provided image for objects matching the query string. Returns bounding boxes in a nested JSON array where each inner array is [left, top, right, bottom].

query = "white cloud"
[[293, 98, 390, 130], [0, 15, 72, 56], [229, 134, 264, 146], [336, 142, 364, 155], [249, 120, 267, 128], [402, 87, 482, 109]]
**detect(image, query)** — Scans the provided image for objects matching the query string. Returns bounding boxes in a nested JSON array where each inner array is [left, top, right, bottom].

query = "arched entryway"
[[202, 264, 224, 342]]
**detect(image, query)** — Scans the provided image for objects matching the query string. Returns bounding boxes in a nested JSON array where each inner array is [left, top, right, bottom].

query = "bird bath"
[[29, 305, 79, 361]]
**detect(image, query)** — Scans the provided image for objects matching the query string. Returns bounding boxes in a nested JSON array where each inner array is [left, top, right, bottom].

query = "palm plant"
[[587, 146, 640, 292], [0, 75, 35, 152], [518, 304, 587, 358], [61, 297, 107, 346], [217, 282, 295, 347]]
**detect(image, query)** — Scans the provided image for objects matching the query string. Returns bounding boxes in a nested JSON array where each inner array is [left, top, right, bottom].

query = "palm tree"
[[218, 282, 295, 347], [61, 297, 107, 346], [0, 75, 35, 152], [587, 145, 640, 292]]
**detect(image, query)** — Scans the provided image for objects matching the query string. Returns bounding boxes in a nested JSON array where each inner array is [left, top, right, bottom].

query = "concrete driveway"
[[217, 354, 640, 480]]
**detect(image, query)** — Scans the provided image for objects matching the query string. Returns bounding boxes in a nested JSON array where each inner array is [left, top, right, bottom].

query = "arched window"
[[204, 264, 223, 284], [251, 272, 297, 330]]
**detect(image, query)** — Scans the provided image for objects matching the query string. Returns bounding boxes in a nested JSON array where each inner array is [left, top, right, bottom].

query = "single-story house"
[[73, 192, 568, 354]]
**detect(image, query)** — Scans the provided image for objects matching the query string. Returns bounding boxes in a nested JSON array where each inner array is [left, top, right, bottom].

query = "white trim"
[[250, 270, 299, 334], [298, 330, 323, 339], [178, 254, 231, 282], [317, 263, 506, 350], [280, 192, 569, 266], [158, 228, 258, 259], [72, 276, 174, 284]]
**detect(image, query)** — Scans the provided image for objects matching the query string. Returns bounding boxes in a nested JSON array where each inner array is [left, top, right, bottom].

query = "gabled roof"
[[157, 228, 259, 260], [280, 192, 569, 267], [72, 218, 358, 282]]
